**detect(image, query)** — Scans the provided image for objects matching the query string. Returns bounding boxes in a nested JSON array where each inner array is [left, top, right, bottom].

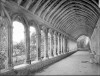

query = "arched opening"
[[0, 17, 8, 71], [77, 35, 90, 51], [29, 26, 36, 61], [12, 21, 26, 66]]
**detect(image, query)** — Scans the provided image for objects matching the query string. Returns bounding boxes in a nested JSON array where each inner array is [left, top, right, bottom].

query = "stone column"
[[62, 35, 64, 54], [65, 37, 67, 53], [25, 26, 31, 64], [63, 36, 65, 54], [42, 26, 48, 59], [57, 33, 60, 55], [46, 30, 49, 58], [60, 34, 62, 54], [36, 32, 41, 61], [7, 21, 13, 70], [25, 27, 31, 64], [54, 31, 57, 56], [49, 29, 53, 58]]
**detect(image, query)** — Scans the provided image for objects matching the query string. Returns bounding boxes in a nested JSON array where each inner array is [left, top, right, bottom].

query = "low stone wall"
[[0, 51, 77, 75]]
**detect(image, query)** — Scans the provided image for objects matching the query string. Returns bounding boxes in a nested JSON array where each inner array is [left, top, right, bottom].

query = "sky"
[[13, 21, 36, 43]]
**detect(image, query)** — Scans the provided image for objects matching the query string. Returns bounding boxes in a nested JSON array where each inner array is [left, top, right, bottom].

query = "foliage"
[[0, 52, 6, 70], [30, 32, 37, 60], [0, 19, 7, 70], [30, 32, 36, 45], [13, 41, 25, 56]]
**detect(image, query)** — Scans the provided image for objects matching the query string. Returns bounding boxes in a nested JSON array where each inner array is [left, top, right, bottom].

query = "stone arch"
[[28, 20, 41, 35], [10, 13, 31, 66], [11, 13, 29, 28], [77, 35, 90, 50]]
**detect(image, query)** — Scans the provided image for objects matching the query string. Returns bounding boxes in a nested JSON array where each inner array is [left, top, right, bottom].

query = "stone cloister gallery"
[[0, 0, 100, 75], [0, 0, 67, 72]]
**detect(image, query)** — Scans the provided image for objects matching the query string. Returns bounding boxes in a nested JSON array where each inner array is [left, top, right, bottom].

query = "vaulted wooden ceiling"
[[2, 0, 100, 39]]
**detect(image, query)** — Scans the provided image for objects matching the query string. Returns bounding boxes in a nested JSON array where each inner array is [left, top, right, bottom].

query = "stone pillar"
[[42, 26, 48, 59], [62, 35, 64, 54], [49, 29, 53, 58], [60, 34, 62, 54], [25, 26, 31, 64], [62, 36, 64, 54], [56, 34, 58, 56], [57, 33, 60, 55], [36, 32, 41, 61], [65, 37, 67, 53], [54, 31, 57, 56], [7, 21, 13, 70], [63, 36, 65, 54], [46, 30, 49, 58]]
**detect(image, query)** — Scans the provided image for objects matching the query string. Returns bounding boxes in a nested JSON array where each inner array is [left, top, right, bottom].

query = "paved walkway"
[[34, 51, 100, 75]]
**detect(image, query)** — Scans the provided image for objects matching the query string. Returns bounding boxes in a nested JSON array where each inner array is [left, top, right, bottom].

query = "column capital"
[[54, 31, 57, 36], [42, 26, 49, 35], [65, 36, 68, 40], [64, 35, 66, 38], [49, 28, 52, 33], [49, 29, 54, 36], [64, 36, 66, 39], [42, 26, 47, 31], [62, 35, 65, 38], [61, 34, 63, 37], [57, 33, 61, 36], [36, 33, 41, 39]]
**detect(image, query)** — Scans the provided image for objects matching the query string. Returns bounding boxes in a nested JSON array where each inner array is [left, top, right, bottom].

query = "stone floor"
[[33, 51, 100, 75]]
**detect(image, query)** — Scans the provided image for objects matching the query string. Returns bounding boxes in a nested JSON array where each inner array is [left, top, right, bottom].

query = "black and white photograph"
[[0, 0, 100, 75]]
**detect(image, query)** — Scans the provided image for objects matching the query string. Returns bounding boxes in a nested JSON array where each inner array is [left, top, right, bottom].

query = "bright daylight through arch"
[[13, 21, 25, 43], [13, 21, 36, 43], [30, 26, 36, 37]]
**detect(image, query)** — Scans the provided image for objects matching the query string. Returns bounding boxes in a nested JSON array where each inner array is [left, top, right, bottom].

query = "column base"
[[43, 57, 48, 60], [62, 52, 64, 54], [7, 67, 13, 71], [54, 54, 57, 57], [61, 52, 63, 54], [36, 57, 41, 61], [63, 52, 66, 54], [57, 53, 60, 55], [7, 63, 13, 70], [49, 56, 53, 58], [25, 60, 31, 64]]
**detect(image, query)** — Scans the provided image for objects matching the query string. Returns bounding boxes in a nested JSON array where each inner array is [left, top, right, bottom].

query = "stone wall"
[[90, 18, 100, 64]]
